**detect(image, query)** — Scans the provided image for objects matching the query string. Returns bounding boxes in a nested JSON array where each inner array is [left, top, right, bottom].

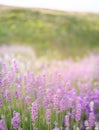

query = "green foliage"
[[0, 7, 99, 58]]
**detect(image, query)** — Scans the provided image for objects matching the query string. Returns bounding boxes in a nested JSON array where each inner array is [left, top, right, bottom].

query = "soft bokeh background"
[[0, 1, 99, 61], [0, 2, 99, 130]]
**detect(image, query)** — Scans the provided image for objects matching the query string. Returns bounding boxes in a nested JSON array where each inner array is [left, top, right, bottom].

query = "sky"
[[0, 0, 99, 13]]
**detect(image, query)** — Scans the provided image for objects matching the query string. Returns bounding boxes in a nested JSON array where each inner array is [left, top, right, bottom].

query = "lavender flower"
[[25, 96, 31, 105], [88, 112, 95, 127], [5, 90, 11, 102], [12, 59, 18, 73], [75, 103, 82, 121], [11, 117, 19, 129], [53, 95, 59, 111], [31, 101, 38, 122], [11, 111, 21, 129], [0, 119, 7, 130], [14, 90, 19, 99], [82, 125, 86, 130]]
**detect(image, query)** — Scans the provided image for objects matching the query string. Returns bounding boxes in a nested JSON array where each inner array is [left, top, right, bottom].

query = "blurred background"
[[0, 0, 99, 61]]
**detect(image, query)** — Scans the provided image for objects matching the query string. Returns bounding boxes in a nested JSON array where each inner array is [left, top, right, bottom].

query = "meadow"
[[0, 6, 99, 130], [0, 6, 99, 58], [0, 53, 99, 130]]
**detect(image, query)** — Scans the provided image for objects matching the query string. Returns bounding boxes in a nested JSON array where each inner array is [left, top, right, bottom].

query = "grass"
[[0, 6, 99, 59]]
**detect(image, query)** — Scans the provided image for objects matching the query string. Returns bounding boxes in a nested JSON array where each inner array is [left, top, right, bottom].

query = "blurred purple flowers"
[[11, 111, 21, 129], [0, 56, 99, 130]]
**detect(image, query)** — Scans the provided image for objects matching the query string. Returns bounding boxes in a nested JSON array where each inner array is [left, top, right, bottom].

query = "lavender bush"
[[0, 57, 99, 130]]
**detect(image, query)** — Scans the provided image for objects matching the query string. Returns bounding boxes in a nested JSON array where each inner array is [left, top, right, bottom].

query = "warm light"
[[0, 0, 99, 13]]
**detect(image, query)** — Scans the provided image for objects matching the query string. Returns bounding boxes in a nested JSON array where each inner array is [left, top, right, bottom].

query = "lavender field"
[[0, 45, 99, 130], [0, 5, 99, 130]]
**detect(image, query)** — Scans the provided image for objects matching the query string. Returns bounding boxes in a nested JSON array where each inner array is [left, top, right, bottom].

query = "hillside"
[[0, 6, 99, 58]]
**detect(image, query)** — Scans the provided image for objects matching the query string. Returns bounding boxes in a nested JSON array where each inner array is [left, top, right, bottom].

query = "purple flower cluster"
[[11, 111, 21, 129], [31, 101, 38, 122], [0, 120, 7, 130], [0, 57, 99, 130]]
